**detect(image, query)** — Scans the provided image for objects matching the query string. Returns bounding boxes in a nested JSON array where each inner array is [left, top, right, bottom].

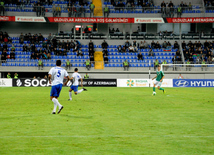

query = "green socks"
[[159, 88, 164, 91]]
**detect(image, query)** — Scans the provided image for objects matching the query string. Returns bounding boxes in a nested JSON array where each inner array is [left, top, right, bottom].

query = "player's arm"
[[152, 76, 157, 80], [48, 74, 52, 84], [80, 78, 83, 87], [64, 76, 70, 86], [160, 76, 165, 82]]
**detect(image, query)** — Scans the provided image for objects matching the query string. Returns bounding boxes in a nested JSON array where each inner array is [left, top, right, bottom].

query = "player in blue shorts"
[[66, 68, 87, 101], [48, 60, 69, 114]]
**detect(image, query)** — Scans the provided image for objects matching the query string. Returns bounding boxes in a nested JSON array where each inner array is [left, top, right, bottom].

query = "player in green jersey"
[[152, 65, 165, 95]]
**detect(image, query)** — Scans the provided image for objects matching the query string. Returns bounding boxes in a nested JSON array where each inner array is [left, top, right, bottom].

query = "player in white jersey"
[[66, 68, 87, 101], [48, 60, 69, 114]]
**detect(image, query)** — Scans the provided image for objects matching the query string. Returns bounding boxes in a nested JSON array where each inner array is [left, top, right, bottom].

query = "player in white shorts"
[[65, 68, 87, 101], [48, 60, 69, 114]]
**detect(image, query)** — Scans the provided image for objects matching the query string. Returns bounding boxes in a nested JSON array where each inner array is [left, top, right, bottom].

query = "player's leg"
[[157, 82, 165, 93], [55, 84, 63, 114], [68, 87, 73, 101], [74, 86, 87, 95], [50, 86, 58, 114]]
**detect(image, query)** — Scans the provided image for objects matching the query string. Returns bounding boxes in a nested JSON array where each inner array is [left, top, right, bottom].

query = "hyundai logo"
[[175, 80, 189, 87]]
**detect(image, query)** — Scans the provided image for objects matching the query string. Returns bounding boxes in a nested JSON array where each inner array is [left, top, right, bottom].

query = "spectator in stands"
[[133, 45, 138, 52], [101, 40, 108, 49], [31, 53, 36, 59], [1, 49, 7, 61], [155, 41, 161, 49], [137, 52, 143, 61], [11, 44, 15, 52], [117, 45, 122, 52], [177, 6, 182, 17], [126, 2, 131, 11], [132, 40, 137, 47], [151, 40, 155, 49], [116, 28, 120, 32], [117, 1, 125, 11], [89, 53, 94, 63], [90, 2, 95, 17], [154, 59, 159, 70], [103, 48, 108, 56], [174, 41, 179, 49], [10, 51, 15, 59], [89, 48, 95, 56], [149, 48, 154, 56], [0, 1, 5, 16], [38, 59, 43, 70], [104, 5, 109, 17], [178, 73, 184, 79], [124, 40, 131, 49], [36, 4, 41, 17], [52, 4, 56, 17], [128, 45, 134, 52], [89, 40, 94, 50], [122, 46, 127, 53], [85, 59, 91, 70], [188, 2, 192, 11], [41, 6, 45, 17], [123, 60, 129, 71], [104, 55, 108, 64], [169, 6, 174, 17], [201, 59, 207, 71], [56, 4, 61, 17], [138, 41, 144, 49], [162, 60, 168, 71], [65, 59, 71, 70], [79, 5, 85, 17], [161, 1, 166, 17]]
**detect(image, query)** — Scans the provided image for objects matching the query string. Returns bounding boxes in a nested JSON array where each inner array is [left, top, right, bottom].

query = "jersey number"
[[57, 70, 61, 77]]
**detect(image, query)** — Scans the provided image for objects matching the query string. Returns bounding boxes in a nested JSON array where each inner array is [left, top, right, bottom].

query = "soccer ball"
[[153, 92, 156, 95]]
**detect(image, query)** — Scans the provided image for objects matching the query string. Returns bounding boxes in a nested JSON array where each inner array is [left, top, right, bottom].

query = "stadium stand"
[[0, 0, 208, 17]]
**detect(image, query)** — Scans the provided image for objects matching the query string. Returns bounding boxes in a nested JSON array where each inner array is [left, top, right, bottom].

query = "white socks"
[[52, 98, 62, 112], [69, 92, 72, 99], [77, 89, 83, 94]]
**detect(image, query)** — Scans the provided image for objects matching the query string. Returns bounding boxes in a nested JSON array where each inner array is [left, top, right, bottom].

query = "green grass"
[[0, 87, 214, 155]]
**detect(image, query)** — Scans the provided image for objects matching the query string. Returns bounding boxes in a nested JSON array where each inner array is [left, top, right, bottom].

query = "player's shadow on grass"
[[59, 114, 93, 119]]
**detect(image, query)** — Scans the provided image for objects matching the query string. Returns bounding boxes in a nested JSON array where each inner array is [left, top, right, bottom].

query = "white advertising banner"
[[15, 16, 46, 22], [0, 78, 12, 87], [134, 18, 164, 23], [117, 79, 173, 87]]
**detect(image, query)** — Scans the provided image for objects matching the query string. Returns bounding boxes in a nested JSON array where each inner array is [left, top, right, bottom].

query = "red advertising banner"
[[166, 17, 214, 23], [0, 16, 15, 22], [47, 17, 134, 23]]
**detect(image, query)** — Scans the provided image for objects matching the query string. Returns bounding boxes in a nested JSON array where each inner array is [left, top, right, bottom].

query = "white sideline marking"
[[0, 135, 213, 138]]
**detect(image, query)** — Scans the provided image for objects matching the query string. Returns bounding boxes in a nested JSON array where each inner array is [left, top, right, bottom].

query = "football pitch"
[[0, 87, 214, 154]]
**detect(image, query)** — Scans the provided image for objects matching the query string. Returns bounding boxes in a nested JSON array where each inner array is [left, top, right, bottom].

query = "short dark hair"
[[56, 60, 61, 66], [74, 68, 78, 72]]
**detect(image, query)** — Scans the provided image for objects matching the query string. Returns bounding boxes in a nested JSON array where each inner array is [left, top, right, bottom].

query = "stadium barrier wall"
[[0, 78, 12, 87], [117, 79, 173, 87], [1, 78, 214, 88], [173, 79, 214, 87], [11, 79, 117, 87]]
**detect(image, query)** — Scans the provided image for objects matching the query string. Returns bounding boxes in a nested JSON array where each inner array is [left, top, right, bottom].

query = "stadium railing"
[[3, 6, 205, 18], [161, 63, 214, 72]]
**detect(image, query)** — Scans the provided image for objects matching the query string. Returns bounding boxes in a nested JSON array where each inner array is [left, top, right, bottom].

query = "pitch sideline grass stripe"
[[0, 135, 214, 138]]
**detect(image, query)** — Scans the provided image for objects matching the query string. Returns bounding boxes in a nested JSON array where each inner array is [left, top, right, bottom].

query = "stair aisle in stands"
[[93, 0, 103, 16], [94, 51, 104, 69]]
